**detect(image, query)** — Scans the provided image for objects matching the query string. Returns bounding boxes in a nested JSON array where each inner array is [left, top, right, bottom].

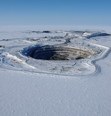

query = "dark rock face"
[[0, 45, 5, 48], [42, 31, 51, 33], [23, 45, 91, 60]]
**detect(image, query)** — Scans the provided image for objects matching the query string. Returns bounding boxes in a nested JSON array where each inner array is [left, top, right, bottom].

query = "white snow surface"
[[0, 26, 111, 116]]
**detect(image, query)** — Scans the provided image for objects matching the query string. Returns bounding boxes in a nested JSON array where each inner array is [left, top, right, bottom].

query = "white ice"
[[0, 26, 111, 116]]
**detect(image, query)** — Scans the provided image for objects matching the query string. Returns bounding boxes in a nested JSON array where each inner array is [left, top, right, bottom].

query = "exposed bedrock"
[[25, 45, 92, 60]]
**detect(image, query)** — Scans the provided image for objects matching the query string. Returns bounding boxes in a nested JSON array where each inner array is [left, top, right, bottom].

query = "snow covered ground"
[[0, 26, 111, 116]]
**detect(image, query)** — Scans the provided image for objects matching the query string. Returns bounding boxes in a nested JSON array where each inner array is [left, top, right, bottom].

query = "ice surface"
[[0, 30, 110, 76], [0, 26, 111, 116]]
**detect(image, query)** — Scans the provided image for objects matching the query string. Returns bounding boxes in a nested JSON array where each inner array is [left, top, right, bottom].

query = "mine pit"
[[25, 45, 92, 60]]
